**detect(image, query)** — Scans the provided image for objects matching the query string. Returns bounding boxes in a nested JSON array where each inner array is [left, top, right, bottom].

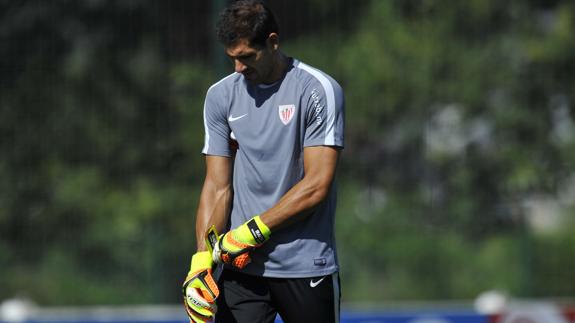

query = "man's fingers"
[[232, 253, 251, 269], [186, 287, 216, 313], [185, 306, 213, 323], [213, 232, 254, 268], [184, 287, 217, 323], [182, 268, 219, 322]]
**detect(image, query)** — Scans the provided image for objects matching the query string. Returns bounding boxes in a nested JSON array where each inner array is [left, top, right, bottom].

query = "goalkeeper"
[[183, 1, 345, 322]]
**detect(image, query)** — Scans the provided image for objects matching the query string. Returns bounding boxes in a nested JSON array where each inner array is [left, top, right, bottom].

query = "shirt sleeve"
[[201, 85, 233, 157], [303, 74, 345, 148]]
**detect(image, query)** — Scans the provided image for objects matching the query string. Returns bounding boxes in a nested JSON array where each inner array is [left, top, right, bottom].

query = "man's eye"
[[228, 55, 251, 62]]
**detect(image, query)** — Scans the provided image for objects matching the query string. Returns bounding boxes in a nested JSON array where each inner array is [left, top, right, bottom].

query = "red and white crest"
[[278, 104, 295, 125]]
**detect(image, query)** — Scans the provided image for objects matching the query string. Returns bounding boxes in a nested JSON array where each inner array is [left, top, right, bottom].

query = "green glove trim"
[[234, 215, 271, 245], [190, 251, 213, 272]]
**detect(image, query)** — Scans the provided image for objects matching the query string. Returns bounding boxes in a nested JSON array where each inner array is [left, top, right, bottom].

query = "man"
[[182, 1, 345, 322]]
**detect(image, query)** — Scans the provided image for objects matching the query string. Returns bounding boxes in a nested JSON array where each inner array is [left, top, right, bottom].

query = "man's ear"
[[267, 33, 279, 51]]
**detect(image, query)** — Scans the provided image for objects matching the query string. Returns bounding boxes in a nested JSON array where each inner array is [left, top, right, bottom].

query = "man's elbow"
[[307, 182, 331, 206]]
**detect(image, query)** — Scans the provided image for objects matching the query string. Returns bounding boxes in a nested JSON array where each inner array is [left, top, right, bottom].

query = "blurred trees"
[[1, 0, 574, 305], [289, 0, 575, 301], [0, 0, 210, 304]]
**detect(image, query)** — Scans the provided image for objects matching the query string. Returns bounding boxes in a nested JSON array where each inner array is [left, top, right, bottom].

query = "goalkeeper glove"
[[213, 215, 271, 269], [182, 251, 219, 323]]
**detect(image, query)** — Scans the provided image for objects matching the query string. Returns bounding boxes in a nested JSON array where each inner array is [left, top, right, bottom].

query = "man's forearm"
[[195, 183, 233, 251], [260, 146, 339, 230], [194, 155, 234, 251]]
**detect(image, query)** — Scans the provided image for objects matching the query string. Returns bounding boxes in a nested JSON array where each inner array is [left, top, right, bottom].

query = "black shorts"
[[215, 269, 341, 323]]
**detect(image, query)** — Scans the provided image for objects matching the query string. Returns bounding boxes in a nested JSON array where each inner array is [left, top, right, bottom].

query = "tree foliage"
[[1, 0, 574, 305], [287, 0, 575, 300]]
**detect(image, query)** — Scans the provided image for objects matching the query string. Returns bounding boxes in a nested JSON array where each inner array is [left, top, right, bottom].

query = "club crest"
[[278, 104, 295, 125]]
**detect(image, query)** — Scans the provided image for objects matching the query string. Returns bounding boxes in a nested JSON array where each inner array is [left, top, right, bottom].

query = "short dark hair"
[[216, 0, 279, 48]]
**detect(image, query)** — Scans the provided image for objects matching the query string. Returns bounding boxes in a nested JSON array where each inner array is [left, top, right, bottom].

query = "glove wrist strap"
[[235, 215, 271, 245], [249, 215, 271, 243]]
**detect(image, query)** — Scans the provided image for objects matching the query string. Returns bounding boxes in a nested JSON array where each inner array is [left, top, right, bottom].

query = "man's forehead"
[[225, 39, 257, 55]]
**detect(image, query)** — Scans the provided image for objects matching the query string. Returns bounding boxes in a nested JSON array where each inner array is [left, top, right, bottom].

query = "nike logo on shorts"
[[228, 113, 247, 122], [310, 276, 326, 288]]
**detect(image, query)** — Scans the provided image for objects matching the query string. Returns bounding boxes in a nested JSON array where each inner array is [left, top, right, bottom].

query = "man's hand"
[[212, 215, 271, 269], [182, 251, 219, 323]]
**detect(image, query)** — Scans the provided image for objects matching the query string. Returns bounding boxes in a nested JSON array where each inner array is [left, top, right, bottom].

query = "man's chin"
[[243, 72, 259, 83]]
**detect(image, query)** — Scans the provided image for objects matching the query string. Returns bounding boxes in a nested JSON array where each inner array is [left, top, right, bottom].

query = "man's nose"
[[234, 59, 247, 73]]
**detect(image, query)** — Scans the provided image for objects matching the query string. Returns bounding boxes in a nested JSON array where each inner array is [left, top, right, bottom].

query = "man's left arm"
[[259, 145, 340, 230], [212, 145, 340, 268]]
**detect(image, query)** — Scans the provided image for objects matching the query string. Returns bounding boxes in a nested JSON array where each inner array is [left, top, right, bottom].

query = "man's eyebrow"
[[226, 51, 256, 59]]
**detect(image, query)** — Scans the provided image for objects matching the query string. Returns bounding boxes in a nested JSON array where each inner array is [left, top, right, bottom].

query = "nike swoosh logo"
[[310, 276, 326, 288], [228, 113, 248, 122]]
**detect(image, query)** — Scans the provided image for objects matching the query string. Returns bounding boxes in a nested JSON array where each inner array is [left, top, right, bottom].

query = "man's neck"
[[265, 52, 289, 85]]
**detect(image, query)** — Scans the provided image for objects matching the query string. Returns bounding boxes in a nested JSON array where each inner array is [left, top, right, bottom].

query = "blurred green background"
[[1, 0, 574, 306]]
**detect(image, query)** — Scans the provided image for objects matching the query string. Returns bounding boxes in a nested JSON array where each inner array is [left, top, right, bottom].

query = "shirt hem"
[[235, 266, 339, 279]]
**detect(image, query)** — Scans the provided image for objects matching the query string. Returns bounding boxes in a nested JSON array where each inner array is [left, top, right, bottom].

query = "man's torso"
[[202, 58, 344, 278]]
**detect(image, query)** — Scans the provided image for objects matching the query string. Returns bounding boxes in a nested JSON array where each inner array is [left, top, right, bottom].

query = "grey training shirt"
[[202, 58, 345, 278]]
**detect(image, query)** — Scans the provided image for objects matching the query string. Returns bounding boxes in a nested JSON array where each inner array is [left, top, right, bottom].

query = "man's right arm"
[[183, 155, 232, 323], [195, 155, 233, 252]]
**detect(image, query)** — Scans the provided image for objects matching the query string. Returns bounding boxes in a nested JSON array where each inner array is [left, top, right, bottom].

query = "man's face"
[[225, 38, 274, 85]]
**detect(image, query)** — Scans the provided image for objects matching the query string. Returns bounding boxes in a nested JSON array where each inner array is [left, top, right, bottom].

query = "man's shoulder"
[[291, 59, 342, 94], [206, 72, 242, 96]]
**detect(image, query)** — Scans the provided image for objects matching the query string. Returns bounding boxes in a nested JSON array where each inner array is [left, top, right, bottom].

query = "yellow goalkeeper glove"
[[182, 251, 219, 323], [213, 215, 271, 269]]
